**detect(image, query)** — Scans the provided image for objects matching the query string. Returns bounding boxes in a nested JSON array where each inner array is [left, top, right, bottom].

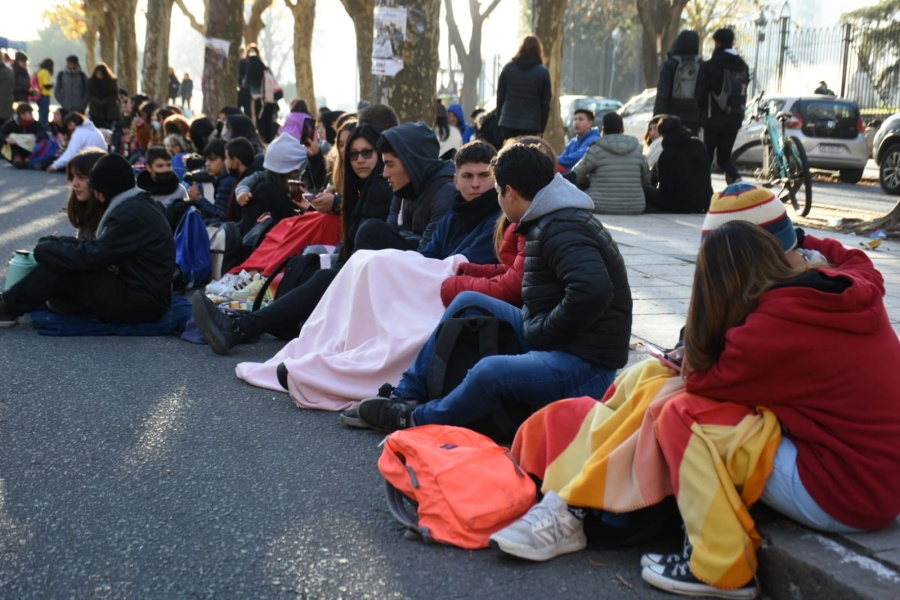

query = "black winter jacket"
[[515, 175, 633, 369], [497, 56, 552, 133], [656, 126, 713, 213], [696, 49, 750, 129], [33, 189, 174, 323], [653, 31, 702, 128]]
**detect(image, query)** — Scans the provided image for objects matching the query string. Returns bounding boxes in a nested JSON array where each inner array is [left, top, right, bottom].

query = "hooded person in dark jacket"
[[0, 154, 175, 327], [653, 30, 702, 135], [356, 142, 633, 438], [696, 28, 750, 184], [497, 35, 552, 141], [645, 115, 713, 213], [353, 121, 456, 252]]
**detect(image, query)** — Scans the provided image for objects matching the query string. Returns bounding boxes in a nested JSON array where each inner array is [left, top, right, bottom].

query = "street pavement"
[[2, 164, 899, 599]]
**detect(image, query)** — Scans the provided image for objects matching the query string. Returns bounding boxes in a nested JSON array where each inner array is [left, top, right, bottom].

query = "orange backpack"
[[377, 425, 537, 549]]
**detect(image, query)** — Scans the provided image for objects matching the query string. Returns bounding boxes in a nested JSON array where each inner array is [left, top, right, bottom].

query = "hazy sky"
[[8, 0, 882, 109]]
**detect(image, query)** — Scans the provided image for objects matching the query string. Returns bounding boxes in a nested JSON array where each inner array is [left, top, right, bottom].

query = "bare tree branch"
[[479, 0, 503, 23], [445, 0, 470, 63], [175, 0, 205, 34]]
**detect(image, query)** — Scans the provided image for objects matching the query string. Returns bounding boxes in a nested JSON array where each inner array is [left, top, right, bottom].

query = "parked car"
[[873, 113, 900, 195], [563, 96, 623, 139], [732, 95, 869, 183], [618, 88, 656, 140]]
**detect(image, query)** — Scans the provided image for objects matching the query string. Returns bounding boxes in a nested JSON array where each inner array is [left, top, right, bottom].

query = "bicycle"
[[731, 91, 813, 217]]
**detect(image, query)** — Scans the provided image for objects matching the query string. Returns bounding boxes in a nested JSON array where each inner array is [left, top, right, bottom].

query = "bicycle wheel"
[[730, 139, 771, 185], [783, 136, 813, 217]]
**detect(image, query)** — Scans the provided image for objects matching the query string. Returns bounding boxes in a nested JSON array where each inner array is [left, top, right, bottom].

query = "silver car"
[[733, 96, 869, 183], [873, 113, 900, 195]]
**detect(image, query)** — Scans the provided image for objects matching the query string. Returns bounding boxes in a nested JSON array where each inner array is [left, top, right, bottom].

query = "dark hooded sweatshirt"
[[696, 48, 750, 129], [656, 125, 713, 213], [382, 122, 456, 251], [653, 31, 702, 128]]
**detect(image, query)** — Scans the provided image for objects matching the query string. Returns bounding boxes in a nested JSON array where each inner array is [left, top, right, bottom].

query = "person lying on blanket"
[[491, 216, 900, 600]]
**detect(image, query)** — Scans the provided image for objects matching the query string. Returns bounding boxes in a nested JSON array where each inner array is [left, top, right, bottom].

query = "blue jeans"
[[760, 437, 863, 533], [395, 291, 617, 429], [37, 96, 50, 127]]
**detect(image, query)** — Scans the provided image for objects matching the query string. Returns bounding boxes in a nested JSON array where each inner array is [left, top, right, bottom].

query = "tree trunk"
[[141, 0, 175, 102], [97, 5, 117, 69], [636, 0, 690, 88], [112, 0, 139, 95], [371, 0, 441, 124], [340, 0, 375, 103], [203, 0, 243, 115], [285, 0, 317, 114], [243, 0, 273, 46], [532, 0, 567, 152]]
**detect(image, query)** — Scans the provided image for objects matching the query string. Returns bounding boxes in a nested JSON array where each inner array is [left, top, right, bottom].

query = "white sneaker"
[[489, 491, 586, 561]]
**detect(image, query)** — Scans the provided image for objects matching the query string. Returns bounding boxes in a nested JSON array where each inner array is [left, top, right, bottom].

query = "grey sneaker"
[[641, 561, 759, 599], [339, 405, 371, 429], [489, 491, 586, 562]]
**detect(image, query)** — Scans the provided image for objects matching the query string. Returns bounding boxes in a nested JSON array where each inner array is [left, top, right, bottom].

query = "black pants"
[[3, 263, 166, 324], [353, 219, 418, 253], [702, 125, 740, 183]]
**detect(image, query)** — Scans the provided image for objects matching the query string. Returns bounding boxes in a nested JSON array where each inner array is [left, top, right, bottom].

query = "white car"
[[618, 88, 656, 140], [732, 96, 869, 183]]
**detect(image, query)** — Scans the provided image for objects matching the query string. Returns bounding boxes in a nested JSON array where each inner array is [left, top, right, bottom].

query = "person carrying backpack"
[[696, 28, 750, 185], [653, 30, 702, 136], [55, 56, 89, 115]]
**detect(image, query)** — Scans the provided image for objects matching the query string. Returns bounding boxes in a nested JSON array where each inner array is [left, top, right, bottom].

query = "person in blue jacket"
[[557, 108, 600, 171], [185, 139, 237, 220]]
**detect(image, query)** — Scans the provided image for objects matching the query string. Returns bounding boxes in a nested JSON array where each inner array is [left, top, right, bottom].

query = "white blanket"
[[235, 249, 468, 410]]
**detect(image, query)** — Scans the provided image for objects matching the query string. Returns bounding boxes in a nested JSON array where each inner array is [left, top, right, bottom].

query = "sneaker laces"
[[520, 500, 573, 543]]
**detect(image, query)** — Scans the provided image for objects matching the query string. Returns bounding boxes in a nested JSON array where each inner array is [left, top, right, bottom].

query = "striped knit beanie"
[[702, 182, 797, 251]]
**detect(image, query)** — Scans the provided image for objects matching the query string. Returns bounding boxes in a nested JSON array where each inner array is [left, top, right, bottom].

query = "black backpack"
[[426, 304, 526, 441], [712, 66, 749, 117]]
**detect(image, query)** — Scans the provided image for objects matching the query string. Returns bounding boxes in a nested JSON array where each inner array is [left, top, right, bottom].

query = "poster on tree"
[[205, 38, 231, 68], [371, 6, 407, 77]]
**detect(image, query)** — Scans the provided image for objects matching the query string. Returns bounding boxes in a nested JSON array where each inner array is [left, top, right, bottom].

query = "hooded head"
[[376, 122, 444, 195], [447, 103, 466, 129], [263, 134, 307, 174], [702, 183, 796, 251]]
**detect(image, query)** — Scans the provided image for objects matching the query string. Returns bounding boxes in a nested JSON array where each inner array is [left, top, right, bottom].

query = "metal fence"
[[735, 19, 900, 121]]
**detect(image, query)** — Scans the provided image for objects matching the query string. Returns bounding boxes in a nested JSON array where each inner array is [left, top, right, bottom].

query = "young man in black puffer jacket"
[[356, 141, 633, 437]]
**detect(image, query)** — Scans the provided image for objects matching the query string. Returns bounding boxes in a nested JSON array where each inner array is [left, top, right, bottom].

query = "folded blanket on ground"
[[30, 296, 192, 336], [235, 250, 468, 411], [512, 359, 781, 590]]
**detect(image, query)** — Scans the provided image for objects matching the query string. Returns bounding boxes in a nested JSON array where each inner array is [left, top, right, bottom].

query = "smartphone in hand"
[[644, 342, 683, 373]]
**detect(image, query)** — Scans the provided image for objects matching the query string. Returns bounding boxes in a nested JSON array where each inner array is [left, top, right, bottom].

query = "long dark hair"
[[511, 35, 544, 65], [39, 58, 54, 73], [227, 114, 263, 152], [66, 149, 108, 239], [88, 62, 119, 98], [340, 125, 384, 260]]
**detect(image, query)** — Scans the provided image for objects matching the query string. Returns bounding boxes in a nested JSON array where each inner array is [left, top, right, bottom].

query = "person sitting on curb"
[[137, 146, 187, 208], [557, 108, 600, 171], [644, 115, 712, 213], [568, 112, 648, 214], [354, 141, 633, 438], [0, 102, 49, 169], [1, 154, 175, 327]]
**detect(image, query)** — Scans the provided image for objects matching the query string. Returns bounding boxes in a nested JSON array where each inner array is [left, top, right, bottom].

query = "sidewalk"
[[601, 212, 900, 600]]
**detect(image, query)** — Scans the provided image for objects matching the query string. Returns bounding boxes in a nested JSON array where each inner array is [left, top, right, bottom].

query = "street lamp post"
[[751, 10, 768, 97], [609, 27, 622, 98], [776, 1, 792, 94]]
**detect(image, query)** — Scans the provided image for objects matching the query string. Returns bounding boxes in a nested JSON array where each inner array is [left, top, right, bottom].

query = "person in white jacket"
[[47, 113, 108, 173]]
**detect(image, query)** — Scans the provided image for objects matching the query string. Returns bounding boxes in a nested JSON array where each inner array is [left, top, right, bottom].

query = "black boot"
[[190, 292, 246, 355]]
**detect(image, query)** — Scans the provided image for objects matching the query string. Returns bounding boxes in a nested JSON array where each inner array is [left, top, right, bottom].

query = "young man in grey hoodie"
[[356, 141, 633, 437]]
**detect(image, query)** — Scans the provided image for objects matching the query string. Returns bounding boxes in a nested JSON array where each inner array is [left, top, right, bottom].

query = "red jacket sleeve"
[[440, 232, 525, 307], [803, 234, 885, 294]]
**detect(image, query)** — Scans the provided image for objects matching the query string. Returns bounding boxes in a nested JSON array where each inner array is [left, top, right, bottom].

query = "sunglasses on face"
[[349, 148, 376, 162]]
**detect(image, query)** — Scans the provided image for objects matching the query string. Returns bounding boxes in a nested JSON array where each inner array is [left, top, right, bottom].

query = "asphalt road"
[[0, 164, 894, 599]]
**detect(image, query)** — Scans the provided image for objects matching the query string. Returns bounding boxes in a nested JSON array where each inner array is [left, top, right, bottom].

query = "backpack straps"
[[384, 481, 435, 544], [250, 254, 295, 312], [426, 318, 466, 400]]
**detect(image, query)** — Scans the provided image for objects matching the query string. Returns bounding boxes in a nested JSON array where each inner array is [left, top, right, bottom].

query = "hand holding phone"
[[644, 342, 683, 373]]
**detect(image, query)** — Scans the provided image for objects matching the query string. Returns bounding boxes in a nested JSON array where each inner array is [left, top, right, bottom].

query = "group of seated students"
[[2, 95, 900, 600], [558, 109, 712, 215]]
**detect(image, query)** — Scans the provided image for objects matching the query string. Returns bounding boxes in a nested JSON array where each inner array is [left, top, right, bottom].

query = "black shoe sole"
[[190, 293, 232, 356], [276, 362, 289, 391]]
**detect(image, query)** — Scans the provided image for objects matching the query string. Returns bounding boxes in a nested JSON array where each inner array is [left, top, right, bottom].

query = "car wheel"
[[838, 168, 864, 184], [880, 144, 900, 195]]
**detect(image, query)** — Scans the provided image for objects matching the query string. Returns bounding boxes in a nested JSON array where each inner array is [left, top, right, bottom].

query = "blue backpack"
[[174, 207, 211, 289]]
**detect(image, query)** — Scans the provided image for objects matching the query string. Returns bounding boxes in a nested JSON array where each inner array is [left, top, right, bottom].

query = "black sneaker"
[[339, 405, 371, 429], [357, 397, 415, 432], [641, 561, 759, 599], [641, 528, 692, 568], [190, 292, 243, 355], [276, 362, 289, 391], [0, 294, 17, 327]]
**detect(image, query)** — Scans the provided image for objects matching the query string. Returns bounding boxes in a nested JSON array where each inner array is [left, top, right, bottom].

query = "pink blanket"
[[235, 250, 469, 410]]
